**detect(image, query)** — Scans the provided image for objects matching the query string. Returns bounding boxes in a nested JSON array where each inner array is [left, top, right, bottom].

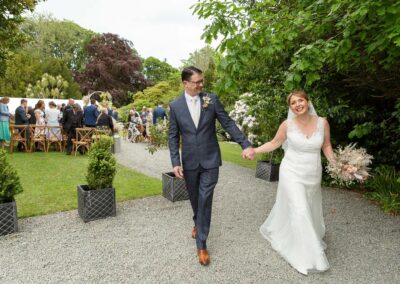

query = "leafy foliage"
[[0, 150, 23, 203], [365, 166, 400, 214], [0, 51, 82, 99], [74, 33, 149, 107], [0, 0, 39, 76], [25, 73, 69, 99], [193, 0, 400, 169], [21, 14, 95, 72], [86, 138, 116, 190], [147, 121, 169, 154], [143, 56, 178, 84]]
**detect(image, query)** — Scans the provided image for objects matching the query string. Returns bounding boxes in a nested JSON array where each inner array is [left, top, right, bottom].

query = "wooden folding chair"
[[9, 125, 29, 153], [29, 125, 47, 152], [72, 128, 93, 156], [93, 128, 113, 142], [46, 126, 63, 152]]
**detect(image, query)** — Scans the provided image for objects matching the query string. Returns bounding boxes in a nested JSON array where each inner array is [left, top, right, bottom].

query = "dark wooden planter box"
[[162, 172, 189, 202], [77, 185, 116, 222], [0, 200, 18, 236], [255, 160, 280, 182]]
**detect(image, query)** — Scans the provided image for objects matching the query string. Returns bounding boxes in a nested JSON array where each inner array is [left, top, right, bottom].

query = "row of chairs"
[[71, 127, 112, 156], [8, 125, 112, 155]]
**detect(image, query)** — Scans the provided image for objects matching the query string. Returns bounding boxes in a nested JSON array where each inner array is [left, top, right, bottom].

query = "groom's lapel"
[[197, 93, 206, 131], [178, 94, 197, 130]]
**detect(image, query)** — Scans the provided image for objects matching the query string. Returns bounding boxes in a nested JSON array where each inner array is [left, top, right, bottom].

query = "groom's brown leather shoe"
[[192, 226, 197, 239], [197, 249, 210, 266]]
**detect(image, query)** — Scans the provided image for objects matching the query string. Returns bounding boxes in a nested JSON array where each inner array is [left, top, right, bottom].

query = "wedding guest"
[[112, 107, 119, 121], [27, 106, 36, 125], [141, 106, 148, 138], [153, 102, 167, 124], [14, 99, 31, 151], [62, 98, 75, 123], [45, 101, 61, 140], [127, 107, 140, 123], [58, 103, 65, 123], [83, 99, 99, 128], [0, 97, 11, 148], [34, 100, 46, 151], [96, 107, 114, 132], [63, 103, 83, 155], [146, 107, 153, 140]]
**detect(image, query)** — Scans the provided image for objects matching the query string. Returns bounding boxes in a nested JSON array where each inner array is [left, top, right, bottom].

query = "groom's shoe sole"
[[197, 249, 210, 266], [192, 226, 197, 239]]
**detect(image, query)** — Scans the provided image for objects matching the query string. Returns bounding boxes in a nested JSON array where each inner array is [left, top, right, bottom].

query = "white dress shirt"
[[185, 92, 201, 127]]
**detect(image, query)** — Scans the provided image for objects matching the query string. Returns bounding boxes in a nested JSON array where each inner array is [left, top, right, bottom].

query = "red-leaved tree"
[[75, 33, 149, 107]]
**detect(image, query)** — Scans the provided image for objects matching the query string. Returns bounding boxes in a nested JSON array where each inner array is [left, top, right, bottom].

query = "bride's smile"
[[290, 96, 309, 115]]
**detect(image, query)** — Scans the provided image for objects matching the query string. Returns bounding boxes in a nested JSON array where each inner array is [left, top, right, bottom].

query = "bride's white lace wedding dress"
[[260, 116, 330, 275]]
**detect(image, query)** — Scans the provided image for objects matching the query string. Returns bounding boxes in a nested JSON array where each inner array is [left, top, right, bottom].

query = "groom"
[[168, 66, 255, 265]]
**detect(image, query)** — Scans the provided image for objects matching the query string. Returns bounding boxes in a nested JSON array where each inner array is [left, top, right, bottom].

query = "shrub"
[[365, 166, 400, 214], [147, 121, 169, 154], [86, 138, 116, 190], [0, 150, 23, 203]]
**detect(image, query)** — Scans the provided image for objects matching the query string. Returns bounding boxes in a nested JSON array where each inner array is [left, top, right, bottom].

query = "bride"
[[246, 90, 335, 275]]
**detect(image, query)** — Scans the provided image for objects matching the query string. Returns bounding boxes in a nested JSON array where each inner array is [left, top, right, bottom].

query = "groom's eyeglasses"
[[187, 79, 204, 85]]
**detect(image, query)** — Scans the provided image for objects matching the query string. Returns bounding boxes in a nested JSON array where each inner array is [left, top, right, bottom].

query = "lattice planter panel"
[[162, 172, 189, 202], [255, 161, 280, 182], [0, 200, 18, 236], [77, 185, 116, 222]]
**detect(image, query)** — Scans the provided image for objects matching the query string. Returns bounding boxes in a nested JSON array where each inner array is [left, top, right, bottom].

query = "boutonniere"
[[202, 95, 213, 109]]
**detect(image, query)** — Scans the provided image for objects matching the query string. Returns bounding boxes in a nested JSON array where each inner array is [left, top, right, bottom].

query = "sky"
[[34, 0, 215, 68]]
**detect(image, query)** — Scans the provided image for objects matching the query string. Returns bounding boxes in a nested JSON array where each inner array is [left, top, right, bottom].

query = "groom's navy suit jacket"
[[168, 93, 251, 171]]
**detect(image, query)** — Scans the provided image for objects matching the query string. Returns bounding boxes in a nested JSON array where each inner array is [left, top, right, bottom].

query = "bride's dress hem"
[[260, 229, 329, 275]]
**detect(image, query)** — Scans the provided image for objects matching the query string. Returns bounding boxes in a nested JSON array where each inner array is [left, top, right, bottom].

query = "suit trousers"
[[184, 166, 219, 249]]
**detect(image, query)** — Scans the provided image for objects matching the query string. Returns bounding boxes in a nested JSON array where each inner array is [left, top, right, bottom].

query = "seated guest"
[[96, 108, 114, 132]]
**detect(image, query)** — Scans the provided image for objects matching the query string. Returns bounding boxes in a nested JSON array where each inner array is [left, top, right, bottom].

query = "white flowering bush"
[[229, 93, 259, 144]]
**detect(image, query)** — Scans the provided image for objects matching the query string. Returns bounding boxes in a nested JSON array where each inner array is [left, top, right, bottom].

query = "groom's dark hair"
[[181, 66, 203, 82]]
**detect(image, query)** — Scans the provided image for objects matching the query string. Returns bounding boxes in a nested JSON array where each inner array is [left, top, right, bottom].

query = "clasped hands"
[[242, 147, 256, 160]]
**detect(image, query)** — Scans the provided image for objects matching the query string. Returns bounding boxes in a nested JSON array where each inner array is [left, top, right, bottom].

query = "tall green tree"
[[194, 0, 400, 168], [21, 14, 96, 72], [0, 0, 40, 76], [143, 57, 178, 84]]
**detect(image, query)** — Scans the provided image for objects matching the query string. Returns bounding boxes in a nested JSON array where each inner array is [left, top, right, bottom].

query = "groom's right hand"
[[173, 166, 184, 179]]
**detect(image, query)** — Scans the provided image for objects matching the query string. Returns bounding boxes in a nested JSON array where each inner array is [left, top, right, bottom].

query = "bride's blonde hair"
[[287, 90, 309, 105]]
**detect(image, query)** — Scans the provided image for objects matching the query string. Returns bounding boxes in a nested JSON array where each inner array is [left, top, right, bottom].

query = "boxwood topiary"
[[0, 149, 23, 203], [86, 137, 116, 190]]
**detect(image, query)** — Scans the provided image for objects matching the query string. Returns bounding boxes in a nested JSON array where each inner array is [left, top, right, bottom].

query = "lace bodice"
[[286, 116, 324, 154]]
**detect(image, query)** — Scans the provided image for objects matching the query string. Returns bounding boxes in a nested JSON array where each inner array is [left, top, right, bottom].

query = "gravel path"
[[1, 140, 399, 283]]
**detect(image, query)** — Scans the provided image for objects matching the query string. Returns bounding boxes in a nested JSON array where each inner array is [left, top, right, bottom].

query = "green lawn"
[[7, 152, 161, 218], [219, 141, 257, 170]]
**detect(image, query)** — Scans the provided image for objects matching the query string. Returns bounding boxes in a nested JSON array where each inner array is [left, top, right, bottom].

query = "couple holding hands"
[[168, 66, 333, 275]]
